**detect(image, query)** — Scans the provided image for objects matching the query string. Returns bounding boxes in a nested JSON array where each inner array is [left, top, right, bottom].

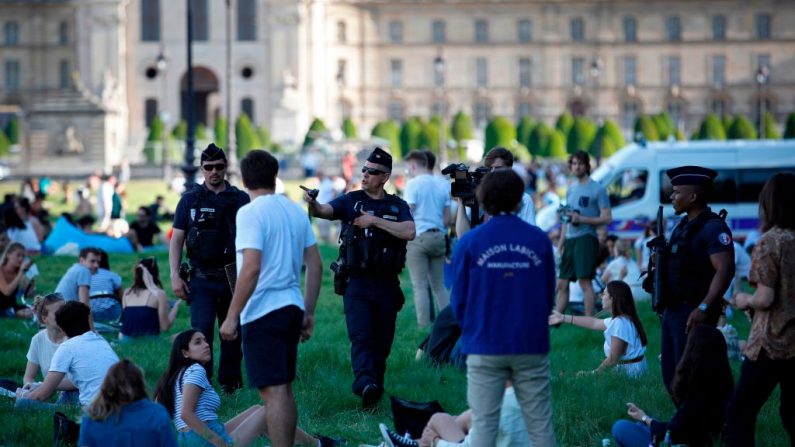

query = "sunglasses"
[[361, 166, 388, 176], [202, 163, 227, 172]]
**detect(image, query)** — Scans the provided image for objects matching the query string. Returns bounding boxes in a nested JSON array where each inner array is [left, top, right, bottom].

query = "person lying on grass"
[[549, 280, 648, 378], [154, 329, 338, 447]]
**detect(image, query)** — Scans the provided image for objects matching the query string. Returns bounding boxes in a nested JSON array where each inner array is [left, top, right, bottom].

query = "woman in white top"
[[21, 293, 79, 403], [549, 280, 648, 378], [3, 202, 42, 255]]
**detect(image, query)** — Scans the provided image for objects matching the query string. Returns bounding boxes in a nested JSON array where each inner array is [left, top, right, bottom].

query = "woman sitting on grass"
[[119, 257, 179, 339], [80, 359, 177, 446], [612, 325, 734, 446], [548, 280, 647, 378], [0, 242, 34, 319], [154, 329, 336, 447], [21, 293, 78, 404]]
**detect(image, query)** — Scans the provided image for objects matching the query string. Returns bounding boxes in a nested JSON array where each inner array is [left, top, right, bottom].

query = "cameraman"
[[455, 147, 536, 237], [304, 147, 415, 409], [450, 169, 556, 446], [555, 151, 611, 317]]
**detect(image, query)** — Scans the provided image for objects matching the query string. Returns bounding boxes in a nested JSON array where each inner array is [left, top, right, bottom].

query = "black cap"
[[666, 166, 717, 187], [201, 143, 227, 163], [367, 147, 392, 171]]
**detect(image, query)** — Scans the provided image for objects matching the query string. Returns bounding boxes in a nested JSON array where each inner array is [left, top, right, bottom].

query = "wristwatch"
[[641, 415, 650, 425], [698, 303, 708, 312]]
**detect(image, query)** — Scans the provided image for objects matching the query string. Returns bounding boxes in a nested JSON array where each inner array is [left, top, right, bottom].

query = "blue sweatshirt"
[[451, 214, 554, 355]]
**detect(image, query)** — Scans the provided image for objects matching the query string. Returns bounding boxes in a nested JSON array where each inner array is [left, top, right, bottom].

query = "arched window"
[[237, 0, 256, 41], [144, 98, 159, 127], [4, 21, 19, 46], [571, 17, 584, 42], [141, 0, 160, 42]]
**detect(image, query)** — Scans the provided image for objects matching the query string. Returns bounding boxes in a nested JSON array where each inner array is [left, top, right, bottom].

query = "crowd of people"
[[0, 141, 792, 447]]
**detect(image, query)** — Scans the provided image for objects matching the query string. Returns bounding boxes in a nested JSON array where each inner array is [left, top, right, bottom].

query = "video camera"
[[557, 204, 579, 224], [441, 163, 490, 208]]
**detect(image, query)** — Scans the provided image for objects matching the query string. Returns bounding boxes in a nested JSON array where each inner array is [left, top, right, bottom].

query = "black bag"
[[0, 378, 21, 393], [53, 411, 80, 447], [390, 396, 446, 439]]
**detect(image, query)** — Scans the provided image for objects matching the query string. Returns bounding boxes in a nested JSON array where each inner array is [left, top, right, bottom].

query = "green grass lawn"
[[0, 179, 788, 446]]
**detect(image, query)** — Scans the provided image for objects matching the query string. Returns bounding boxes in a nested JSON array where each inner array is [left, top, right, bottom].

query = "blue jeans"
[[188, 274, 242, 387], [178, 419, 233, 446], [91, 298, 121, 323], [612, 420, 651, 447]]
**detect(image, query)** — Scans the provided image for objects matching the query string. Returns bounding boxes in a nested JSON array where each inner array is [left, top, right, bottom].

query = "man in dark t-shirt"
[[127, 206, 164, 251]]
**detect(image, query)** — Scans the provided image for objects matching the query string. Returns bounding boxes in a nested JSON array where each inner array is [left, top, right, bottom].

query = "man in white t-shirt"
[[19, 301, 118, 407], [403, 150, 451, 327], [54, 247, 100, 305], [220, 150, 322, 447]]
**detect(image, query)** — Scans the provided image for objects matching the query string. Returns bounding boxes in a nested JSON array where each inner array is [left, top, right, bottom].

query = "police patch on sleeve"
[[718, 232, 731, 246]]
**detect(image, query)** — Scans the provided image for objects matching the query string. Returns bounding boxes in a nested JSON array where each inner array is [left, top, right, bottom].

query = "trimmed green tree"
[[555, 112, 574, 135], [421, 115, 450, 155], [634, 115, 660, 141], [546, 130, 568, 160], [592, 120, 626, 159], [195, 123, 208, 140], [4, 117, 19, 145], [0, 129, 10, 157], [653, 112, 675, 140], [728, 115, 757, 140], [171, 120, 187, 140], [566, 117, 596, 154], [257, 126, 271, 149], [761, 112, 779, 139], [697, 113, 727, 140], [721, 114, 734, 135], [270, 142, 283, 154], [484, 116, 516, 152], [342, 117, 358, 140], [144, 116, 165, 164], [516, 117, 536, 150], [371, 120, 401, 155], [213, 118, 228, 149], [528, 122, 552, 158], [303, 118, 328, 147], [400, 117, 425, 156], [451, 111, 475, 160], [784, 113, 795, 139], [235, 113, 262, 158]]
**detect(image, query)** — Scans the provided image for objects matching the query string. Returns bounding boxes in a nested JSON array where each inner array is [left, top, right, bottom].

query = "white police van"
[[590, 139, 795, 239]]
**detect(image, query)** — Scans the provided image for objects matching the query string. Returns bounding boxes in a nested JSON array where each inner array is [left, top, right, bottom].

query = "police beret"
[[367, 147, 392, 171], [201, 143, 227, 163], [666, 165, 717, 187]]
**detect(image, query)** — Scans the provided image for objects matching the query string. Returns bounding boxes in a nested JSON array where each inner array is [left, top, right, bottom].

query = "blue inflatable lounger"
[[43, 216, 135, 254]]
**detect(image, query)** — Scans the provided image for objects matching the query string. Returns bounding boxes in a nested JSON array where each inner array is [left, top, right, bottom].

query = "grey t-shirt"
[[565, 179, 610, 239]]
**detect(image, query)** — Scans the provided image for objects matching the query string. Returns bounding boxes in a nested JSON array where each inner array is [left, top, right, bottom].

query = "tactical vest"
[[339, 190, 407, 276], [663, 210, 726, 307], [185, 187, 238, 268]]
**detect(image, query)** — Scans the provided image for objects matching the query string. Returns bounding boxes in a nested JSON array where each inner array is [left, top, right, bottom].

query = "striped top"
[[89, 268, 122, 298], [173, 364, 220, 431]]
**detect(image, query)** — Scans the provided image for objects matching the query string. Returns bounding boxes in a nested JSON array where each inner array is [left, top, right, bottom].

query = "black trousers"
[[343, 276, 404, 396], [188, 274, 243, 387], [660, 301, 719, 393], [726, 351, 795, 446]]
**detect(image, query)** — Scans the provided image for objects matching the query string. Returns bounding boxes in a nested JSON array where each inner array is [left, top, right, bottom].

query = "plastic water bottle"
[[660, 430, 672, 446], [602, 439, 611, 446]]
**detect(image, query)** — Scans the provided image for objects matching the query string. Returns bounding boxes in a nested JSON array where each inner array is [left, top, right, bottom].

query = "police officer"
[[658, 165, 734, 393], [304, 147, 415, 409], [169, 143, 249, 392]]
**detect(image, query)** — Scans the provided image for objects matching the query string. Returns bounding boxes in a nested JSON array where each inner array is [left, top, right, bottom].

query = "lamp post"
[[183, 0, 197, 188], [156, 52, 170, 181], [756, 64, 769, 139], [224, 0, 237, 178], [434, 52, 447, 165], [590, 57, 602, 163]]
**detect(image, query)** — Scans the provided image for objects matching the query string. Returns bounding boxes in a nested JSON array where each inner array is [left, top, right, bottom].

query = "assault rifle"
[[646, 206, 666, 314]]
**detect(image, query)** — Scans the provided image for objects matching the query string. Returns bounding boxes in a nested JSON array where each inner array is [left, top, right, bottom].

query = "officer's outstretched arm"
[[303, 192, 334, 220]]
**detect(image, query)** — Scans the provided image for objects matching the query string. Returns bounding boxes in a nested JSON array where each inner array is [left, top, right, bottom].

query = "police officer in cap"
[[658, 165, 734, 393], [169, 143, 249, 392], [304, 147, 415, 409]]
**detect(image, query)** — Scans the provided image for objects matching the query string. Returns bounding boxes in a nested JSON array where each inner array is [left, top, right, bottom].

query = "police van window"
[[739, 167, 795, 202], [659, 169, 738, 204], [607, 169, 648, 207]]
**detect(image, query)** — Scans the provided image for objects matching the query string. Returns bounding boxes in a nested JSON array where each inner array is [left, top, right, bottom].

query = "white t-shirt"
[[603, 316, 645, 361], [49, 331, 119, 406], [235, 194, 317, 325], [518, 193, 536, 226], [26, 329, 62, 380], [604, 256, 642, 285], [404, 173, 450, 234], [173, 363, 221, 430]]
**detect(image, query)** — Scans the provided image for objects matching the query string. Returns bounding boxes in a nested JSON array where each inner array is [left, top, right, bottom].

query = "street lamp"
[[183, 0, 198, 188], [756, 64, 770, 139], [434, 52, 447, 165], [590, 57, 603, 163]]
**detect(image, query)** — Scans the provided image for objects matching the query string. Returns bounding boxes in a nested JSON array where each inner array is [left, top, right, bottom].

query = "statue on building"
[[56, 126, 85, 155]]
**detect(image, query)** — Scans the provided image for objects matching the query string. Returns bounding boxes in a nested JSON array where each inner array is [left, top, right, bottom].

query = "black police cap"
[[367, 147, 392, 171], [201, 143, 227, 163], [666, 165, 717, 187]]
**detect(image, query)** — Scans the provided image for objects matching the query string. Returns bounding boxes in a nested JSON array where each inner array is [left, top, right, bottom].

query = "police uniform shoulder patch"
[[718, 232, 731, 246]]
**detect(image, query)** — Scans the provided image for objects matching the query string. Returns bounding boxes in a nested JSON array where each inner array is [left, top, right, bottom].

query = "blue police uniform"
[[328, 189, 413, 401], [173, 180, 249, 389], [660, 206, 733, 392]]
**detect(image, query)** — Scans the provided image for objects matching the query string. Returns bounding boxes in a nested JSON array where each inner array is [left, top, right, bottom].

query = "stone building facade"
[[1, 0, 794, 174]]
